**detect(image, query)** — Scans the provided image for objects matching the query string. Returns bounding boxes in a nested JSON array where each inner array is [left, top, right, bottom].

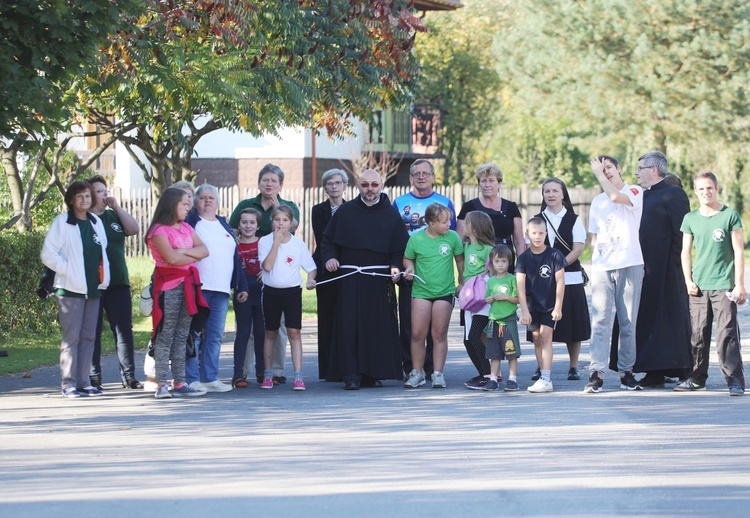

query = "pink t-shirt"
[[148, 222, 196, 290]]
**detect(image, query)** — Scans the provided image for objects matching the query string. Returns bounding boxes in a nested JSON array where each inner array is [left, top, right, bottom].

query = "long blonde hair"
[[463, 211, 495, 246]]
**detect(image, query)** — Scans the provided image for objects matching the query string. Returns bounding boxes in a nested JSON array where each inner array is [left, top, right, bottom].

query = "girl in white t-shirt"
[[258, 205, 317, 391]]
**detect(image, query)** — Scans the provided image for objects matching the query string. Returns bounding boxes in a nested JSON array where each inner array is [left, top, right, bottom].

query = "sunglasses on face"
[[360, 182, 380, 189]]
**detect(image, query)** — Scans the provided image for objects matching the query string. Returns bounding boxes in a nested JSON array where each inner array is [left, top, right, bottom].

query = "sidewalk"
[[1, 280, 749, 516]]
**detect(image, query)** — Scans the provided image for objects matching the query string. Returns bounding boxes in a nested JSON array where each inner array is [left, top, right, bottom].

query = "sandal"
[[232, 376, 249, 388]]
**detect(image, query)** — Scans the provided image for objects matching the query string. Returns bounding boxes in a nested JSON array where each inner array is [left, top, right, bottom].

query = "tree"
[[0, 0, 141, 231], [496, 0, 750, 152], [414, 0, 504, 184], [78, 0, 426, 196]]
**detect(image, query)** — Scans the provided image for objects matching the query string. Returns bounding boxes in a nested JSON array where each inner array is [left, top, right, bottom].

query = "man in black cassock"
[[633, 151, 692, 386], [321, 169, 409, 390]]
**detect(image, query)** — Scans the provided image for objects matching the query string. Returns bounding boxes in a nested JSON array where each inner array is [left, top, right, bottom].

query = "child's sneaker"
[[173, 383, 206, 397], [260, 371, 274, 390], [154, 385, 172, 399], [527, 378, 553, 393], [293, 379, 306, 391], [465, 375, 488, 390], [431, 371, 446, 388], [404, 369, 426, 388], [482, 379, 500, 391], [504, 379, 519, 392]]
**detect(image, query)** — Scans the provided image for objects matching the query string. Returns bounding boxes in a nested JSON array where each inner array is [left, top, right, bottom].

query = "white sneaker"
[[201, 380, 233, 393], [527, 378, 554, 393], [431, 371, 446, 388], [404, 369, 426, 388]]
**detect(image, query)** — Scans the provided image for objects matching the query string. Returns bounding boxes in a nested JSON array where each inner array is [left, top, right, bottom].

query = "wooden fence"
[[115, 184, 600, 257]]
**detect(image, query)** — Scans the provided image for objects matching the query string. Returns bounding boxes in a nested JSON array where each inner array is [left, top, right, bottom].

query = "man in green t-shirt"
[[88, 176, 142, 390], [677, 171, 745, 396]]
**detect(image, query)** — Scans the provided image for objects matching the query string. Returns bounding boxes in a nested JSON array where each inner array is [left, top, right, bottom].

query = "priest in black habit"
[[633, 151, 692, 386], [321, 169, 409, 390]]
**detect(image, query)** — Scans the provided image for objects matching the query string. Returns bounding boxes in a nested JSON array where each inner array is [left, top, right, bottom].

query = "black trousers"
[[91, 285, 137, 382]]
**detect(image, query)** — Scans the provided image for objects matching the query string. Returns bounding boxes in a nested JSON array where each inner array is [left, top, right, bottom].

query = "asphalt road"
[[2, 285, 749, 517]]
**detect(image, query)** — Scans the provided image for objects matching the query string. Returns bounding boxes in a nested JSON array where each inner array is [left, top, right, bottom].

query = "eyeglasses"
[[359, 182, 380, 189], [325, 181, 344, 187], [95, 189, 109, 195], [637, 165, 653, 171], [411, 172, 433, 178]]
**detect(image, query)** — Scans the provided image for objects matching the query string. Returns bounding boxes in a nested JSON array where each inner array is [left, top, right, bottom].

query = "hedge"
[[0, 231, 59, 338]]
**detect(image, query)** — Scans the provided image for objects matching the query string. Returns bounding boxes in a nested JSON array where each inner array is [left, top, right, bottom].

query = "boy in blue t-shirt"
[[516, 217, 567, 393]]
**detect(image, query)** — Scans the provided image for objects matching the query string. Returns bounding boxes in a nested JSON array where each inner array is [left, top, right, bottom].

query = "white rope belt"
[[315, 264, 426, 287]]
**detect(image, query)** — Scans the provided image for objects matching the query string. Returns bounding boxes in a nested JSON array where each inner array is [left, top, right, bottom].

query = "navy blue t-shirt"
[[515, 246, 567, 313]]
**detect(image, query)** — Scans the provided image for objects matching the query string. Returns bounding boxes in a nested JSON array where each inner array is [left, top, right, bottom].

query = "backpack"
[[458, 273, 488, 313]]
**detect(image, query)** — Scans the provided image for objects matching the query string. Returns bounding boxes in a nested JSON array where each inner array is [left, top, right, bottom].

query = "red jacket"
[[151, 265, 209, 340]]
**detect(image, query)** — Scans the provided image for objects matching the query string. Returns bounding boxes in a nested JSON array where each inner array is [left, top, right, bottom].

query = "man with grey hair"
[[229, 163, 300, 385], [322, 169, 408, 389], [392, 159, 456, 379], [633, 151, 692, 387]]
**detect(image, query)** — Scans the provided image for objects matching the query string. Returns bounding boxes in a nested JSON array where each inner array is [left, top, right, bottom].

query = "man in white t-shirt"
[[584, 155, 644, 393]]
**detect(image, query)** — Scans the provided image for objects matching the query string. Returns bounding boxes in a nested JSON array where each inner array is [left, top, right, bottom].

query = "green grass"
[[1, 256, 318, 375]]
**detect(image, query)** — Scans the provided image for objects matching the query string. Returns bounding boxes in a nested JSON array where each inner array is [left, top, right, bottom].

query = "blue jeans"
[[185, 290, 229, 384], [589, 265, 643, 374]]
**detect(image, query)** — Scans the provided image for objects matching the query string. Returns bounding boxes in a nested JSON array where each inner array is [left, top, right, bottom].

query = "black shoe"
[[425, 371, 433, 381], [360, 377, 383, 388], [344, 380, 360, 390], [583, 372, 603, 393], [567, 367, 581, 381], [256, 374, 264, 384], [465, 376, 488, 390], [90, 375, 103, 390], [620, 371, 643, 391], [638, 373, 666, 388], [123, 378, 144, 390], [273, 376, 287, 385], [531, 367, 541, 381]]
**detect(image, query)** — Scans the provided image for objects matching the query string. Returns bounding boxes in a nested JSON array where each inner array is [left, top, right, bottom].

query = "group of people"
[[41, 151, 746, 399]]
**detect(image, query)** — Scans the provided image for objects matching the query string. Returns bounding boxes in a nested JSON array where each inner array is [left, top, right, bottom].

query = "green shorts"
[[484, 318, 521, 360]]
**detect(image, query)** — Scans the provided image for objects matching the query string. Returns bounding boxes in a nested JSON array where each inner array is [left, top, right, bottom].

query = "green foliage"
[[0, 0, 142, 140], [0, 231, 59, 339], [77, 0, 425, 195], [415, 0, 503, 184], [496, 0, 750, 150]]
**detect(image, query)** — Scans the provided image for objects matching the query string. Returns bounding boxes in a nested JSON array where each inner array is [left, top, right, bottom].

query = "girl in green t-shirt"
[[459, 211, 497, 390], [403, 204, 465, 389]]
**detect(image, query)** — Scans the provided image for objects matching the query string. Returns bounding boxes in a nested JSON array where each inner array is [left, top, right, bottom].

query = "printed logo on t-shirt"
[[468, 253, 480, 267], [110, 222, 123, 233], [438, 243, 451, 256], [93, 233, 102, 245], [538, 264, 552, 278], [285, 255, 295, 267], [712, 229, 726, 242], [496, 284, 510, 295]]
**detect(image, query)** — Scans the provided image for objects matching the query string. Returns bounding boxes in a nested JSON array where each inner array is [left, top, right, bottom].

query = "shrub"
[[0, 231, 59, 338]]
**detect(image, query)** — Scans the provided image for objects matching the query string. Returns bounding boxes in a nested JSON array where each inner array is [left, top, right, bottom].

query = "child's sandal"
[[232, 376, 249, 388]]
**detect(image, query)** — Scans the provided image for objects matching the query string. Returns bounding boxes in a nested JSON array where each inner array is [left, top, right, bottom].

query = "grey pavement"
[[2, 279, 750, 516]]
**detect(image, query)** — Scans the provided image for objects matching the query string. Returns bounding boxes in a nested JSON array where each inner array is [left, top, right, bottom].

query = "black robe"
[[633, 180, 692, 374], [321, 194, 409, 383], [311, 199, 343, 379]]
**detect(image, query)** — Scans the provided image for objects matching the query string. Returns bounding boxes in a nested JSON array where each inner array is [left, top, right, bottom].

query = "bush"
[[0, 231, 59, 339]]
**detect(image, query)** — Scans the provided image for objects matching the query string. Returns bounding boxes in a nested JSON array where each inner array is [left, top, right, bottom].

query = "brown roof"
[[413, 0, 463, 11]]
